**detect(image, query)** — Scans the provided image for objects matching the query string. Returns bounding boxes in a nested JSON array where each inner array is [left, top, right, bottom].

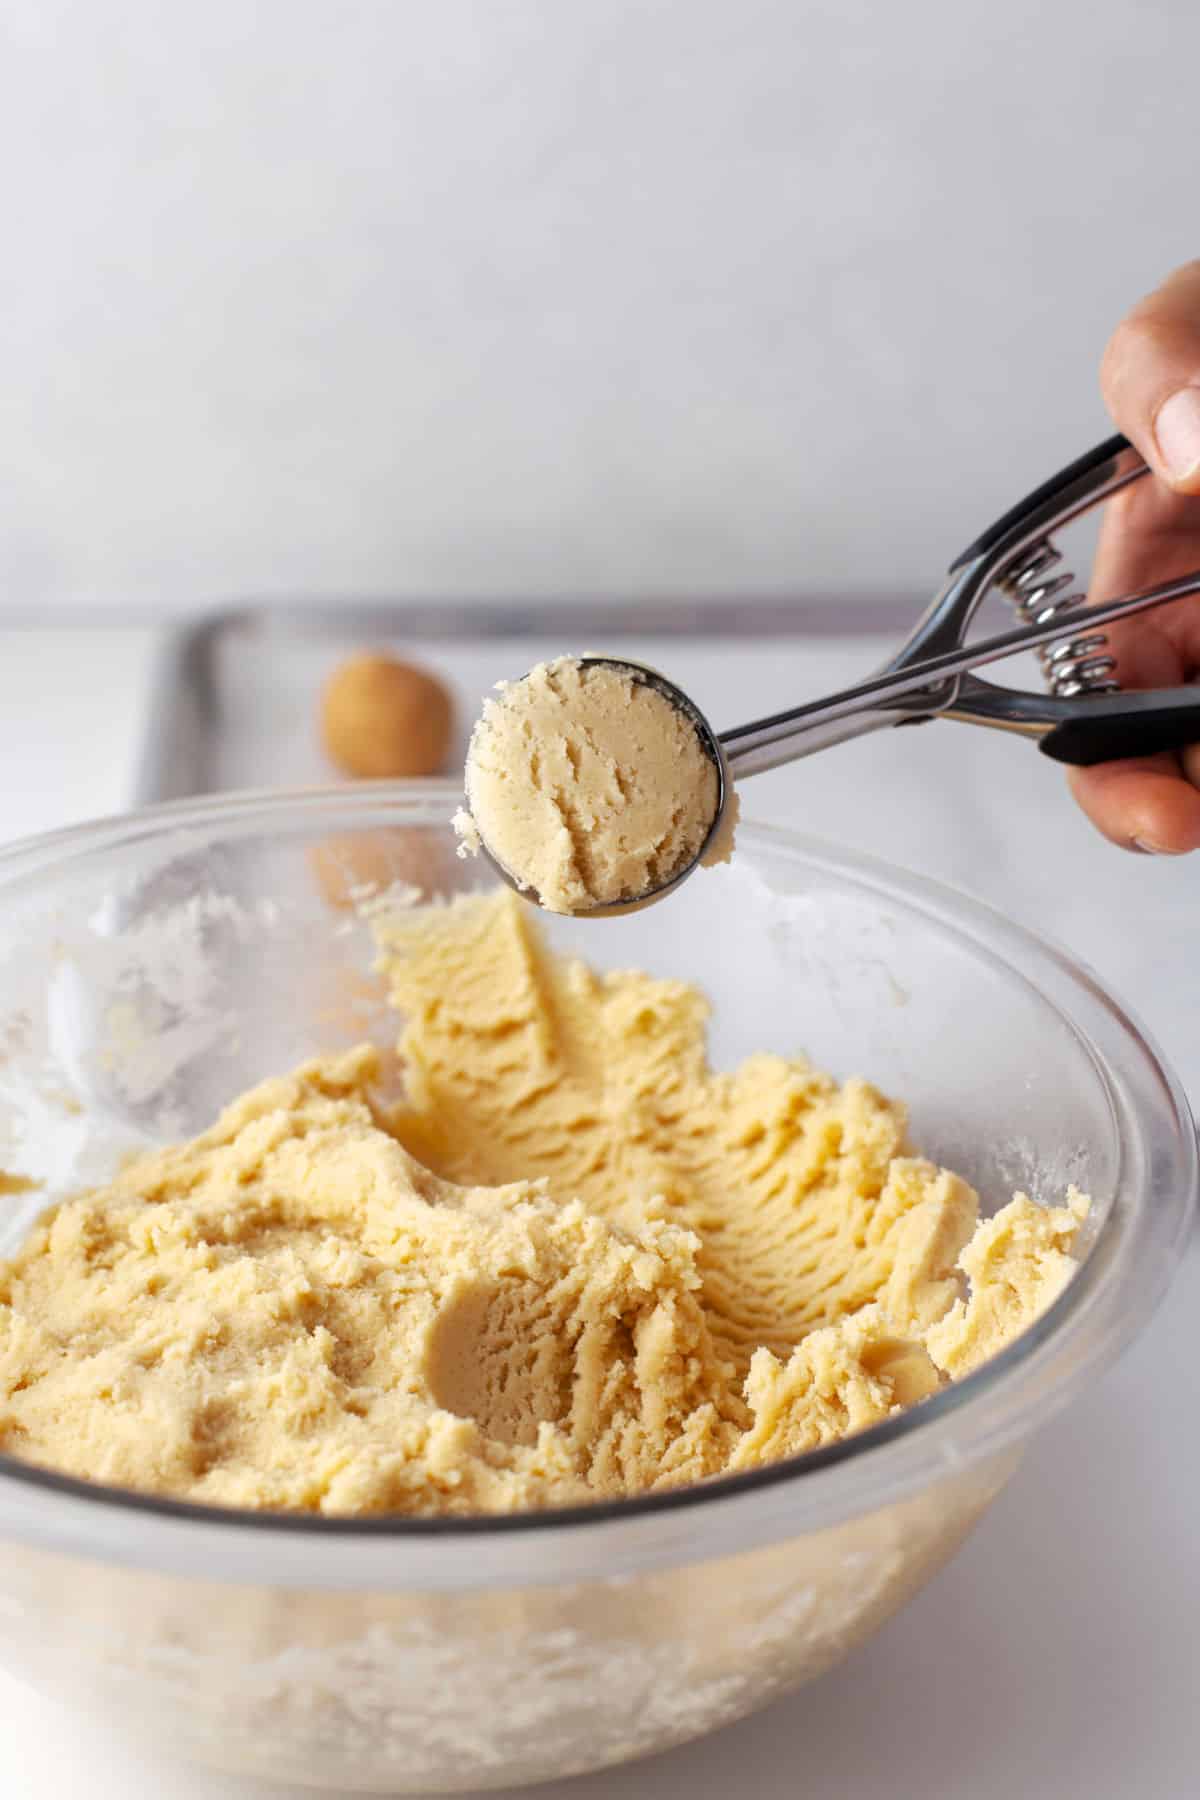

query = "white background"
[[1, 0, 1199, 614]]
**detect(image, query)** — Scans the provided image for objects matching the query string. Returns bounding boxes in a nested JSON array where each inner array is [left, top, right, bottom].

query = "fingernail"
[[1154, 388, 1200, 486], [1132, 837, 1187, 856]]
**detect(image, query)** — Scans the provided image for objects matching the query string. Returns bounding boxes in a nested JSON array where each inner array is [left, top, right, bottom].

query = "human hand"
[[1069, 260, 1200, 854]]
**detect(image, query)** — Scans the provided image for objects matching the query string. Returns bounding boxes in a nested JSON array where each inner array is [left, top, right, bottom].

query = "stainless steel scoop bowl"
[[466, 436, 1200, 915]]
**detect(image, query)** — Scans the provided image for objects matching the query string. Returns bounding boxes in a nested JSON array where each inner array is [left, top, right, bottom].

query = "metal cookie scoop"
[[457, 654, 732, 917], [469, 436, 1200, 915]]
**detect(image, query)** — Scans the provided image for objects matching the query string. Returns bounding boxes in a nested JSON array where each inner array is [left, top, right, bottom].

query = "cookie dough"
[[923, 1189, 1090, 1377], [321, 652, 454, 779], [0, 893, 1088, 1515], [455, 658, 728, 913]]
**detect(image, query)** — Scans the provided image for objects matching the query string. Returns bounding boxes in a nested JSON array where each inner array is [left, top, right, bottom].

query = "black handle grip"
[[950, 433, 1132, 574], [1039, 692, 1200, 766]]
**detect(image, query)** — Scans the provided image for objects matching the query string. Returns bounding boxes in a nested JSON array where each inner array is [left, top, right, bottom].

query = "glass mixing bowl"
[[0, 785, 1191, 1794]]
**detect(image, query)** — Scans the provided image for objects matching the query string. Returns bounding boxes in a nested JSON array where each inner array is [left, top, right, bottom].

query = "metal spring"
[[997, 538, 1119, 697]]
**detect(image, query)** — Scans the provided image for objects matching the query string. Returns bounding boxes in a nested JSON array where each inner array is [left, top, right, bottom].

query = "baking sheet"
[[133, 597, 1198, 1101], [133, 596, 915, 805]]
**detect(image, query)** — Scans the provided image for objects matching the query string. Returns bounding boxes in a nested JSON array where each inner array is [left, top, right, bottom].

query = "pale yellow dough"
[[923, 1189, 1091, 1377], [0, 893, 1088, 1515], [456, 657, 729, 913]]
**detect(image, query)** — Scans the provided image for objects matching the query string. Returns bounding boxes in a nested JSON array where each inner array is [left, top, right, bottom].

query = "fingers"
[[1100, 260, 1200, 494], [1067, 615, 1200, 853], [1068, 429, 1200, 853], [1065, 608, 1200, 854], [1068, 754, 1200, 855], [1087, 481, 1200, 684], [1076, 263, 1200, 853]]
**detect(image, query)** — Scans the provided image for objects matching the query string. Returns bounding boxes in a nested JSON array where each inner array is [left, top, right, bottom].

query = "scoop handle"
[[1038, 691, 1200, 766]]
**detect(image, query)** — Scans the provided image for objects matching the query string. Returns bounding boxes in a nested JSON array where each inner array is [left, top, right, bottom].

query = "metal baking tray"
[[129, 596, 1200, 1103], [133, 595, 914, 805]]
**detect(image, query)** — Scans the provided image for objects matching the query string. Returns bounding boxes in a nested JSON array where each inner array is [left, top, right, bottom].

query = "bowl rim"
[[0, 781, 1192, 1583]]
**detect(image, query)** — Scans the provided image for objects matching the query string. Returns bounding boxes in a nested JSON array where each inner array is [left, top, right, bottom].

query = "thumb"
[[1101, 260, 1200, 495]]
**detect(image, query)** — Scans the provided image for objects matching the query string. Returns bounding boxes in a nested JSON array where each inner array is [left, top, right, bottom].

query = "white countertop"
[[0, 623, 1195, 1800]]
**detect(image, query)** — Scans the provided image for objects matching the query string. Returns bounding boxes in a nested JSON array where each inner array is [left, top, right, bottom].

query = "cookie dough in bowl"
[[0, 789, 1189, 1794], [0, 891, 1089, 1515]]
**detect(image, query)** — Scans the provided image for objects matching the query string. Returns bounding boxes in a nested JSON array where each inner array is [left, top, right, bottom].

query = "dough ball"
[[321, 653, 455, 778]]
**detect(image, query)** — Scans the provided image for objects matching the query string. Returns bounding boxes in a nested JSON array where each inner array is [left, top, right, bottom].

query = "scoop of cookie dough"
[[455, 657, 729, 913]]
